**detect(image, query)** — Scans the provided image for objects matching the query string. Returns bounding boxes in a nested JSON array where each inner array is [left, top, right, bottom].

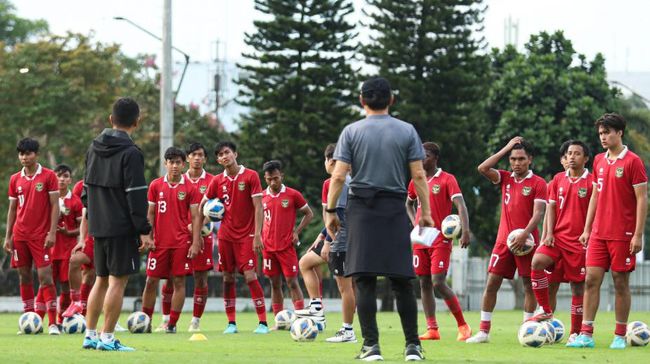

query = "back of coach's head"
[[360, 77, 393, 111], [111, 97, 140, 128]]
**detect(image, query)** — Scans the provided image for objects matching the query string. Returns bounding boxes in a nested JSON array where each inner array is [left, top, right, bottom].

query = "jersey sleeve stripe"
[[8, 197, 17, 200], [48, 191, 59, 194], [251, 193, 263, 197], [492, 169, 501, 185], [450, 193, 463, 200], [633, 182, 648, 187], [299, 203, 309, 209], [534, 198, 547, 203], [148, 201, 156, 205], [125, 185, 148, 192]]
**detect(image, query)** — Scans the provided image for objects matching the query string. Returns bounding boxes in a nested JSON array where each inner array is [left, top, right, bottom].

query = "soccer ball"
[[441, 214, 461, 239], [290, 317, 319, 342], [127, 311, 151, 334], [541, 320, 556, 344], [506, 229, 535, 256], [201, 221, 214, 237], [203, 198, 225, 222], [62, 314, 86, 334], [517, 321, 547, 348], [548, 318, 565, 343], [313, 317, 326, 332], [274, 309, 296, 330], [626, 321, 650, 346], [18, 312, 42, 335]]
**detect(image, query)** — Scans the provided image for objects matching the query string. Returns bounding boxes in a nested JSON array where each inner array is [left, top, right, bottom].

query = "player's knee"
[[223, 273, 235, 283], [611, 274, 629, 292], [287, 277, 300, 290], [531, 257, 546, 271], [571, 283, 585, 297], [419, 276, 433, 290], [242, 270, 257, 282]]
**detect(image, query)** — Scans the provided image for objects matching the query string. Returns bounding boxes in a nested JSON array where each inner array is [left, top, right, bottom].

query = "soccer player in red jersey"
[[4, 138, 60, 334], [467, 137, 547, 344], [569, 114, 648, 349], [203, 141, 269, 334], [530, 141, 593, 341], [261, 160, 313, 326], [141, 147, 203, 333], [51, 164, 83, 324], [406, 142, 472, 341]]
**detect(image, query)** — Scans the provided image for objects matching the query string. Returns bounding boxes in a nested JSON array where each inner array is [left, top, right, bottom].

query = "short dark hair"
[[186, 142, 207, 156], [595, 113, 626, 137], [559, 140, 571, 156], [164, 146, 186, 161], [215, 141, 237, 155], [361, 77, 392, 110], [262, 160, 283, 174], [567, 140, 590, 158], [17, 138, 39, 153], [423, 142, 440, 159], [324, 143, 336, 159], [511, 139, 534, 157], [54, 164, 73, 175], [112, 97, 140, 127]]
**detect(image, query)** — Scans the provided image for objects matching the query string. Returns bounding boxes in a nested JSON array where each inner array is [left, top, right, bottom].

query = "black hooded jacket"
[[83, 128, 151, 238]]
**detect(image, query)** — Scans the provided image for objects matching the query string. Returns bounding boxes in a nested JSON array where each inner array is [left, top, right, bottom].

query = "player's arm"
[[579, 187, 598, 247], [543, 201, 556, 246], [452, 195, 471, 248], [252, 195, 264, 254], [512, 200, 545, 250], [45, 191, 60, 248], [630, 183, 648, 254], [72, 208, 87, 254], [405, 197, 417, 226], [188, 204, 202, 258], [3, 199, 18, 253], [143, 202, 156, 252], [293, 204, 313, 245], [477, 136, 523, 183], [409, 161, 433, 228], [326, 160, 349, 238]]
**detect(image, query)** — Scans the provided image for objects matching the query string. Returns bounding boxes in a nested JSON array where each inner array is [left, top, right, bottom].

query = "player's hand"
[[188, 241, 201, 259], [459, 231, 470, 249], [292, 231, 300, 245], [542, 234, 554, 247], [419, 215, 434, 230], [630, 234, 643, 255], [139, 234, 154, 252], [320, 241, 330, 261], [44, 232, 56, 249], [3, 236, 13, 253], [71, 241, 85, 254], [506, 136, 523, 150], [253, 234, 264, 254], [325, 213, 340, 241], [579, 231, 590, 247], [511, 232, 527, 251]]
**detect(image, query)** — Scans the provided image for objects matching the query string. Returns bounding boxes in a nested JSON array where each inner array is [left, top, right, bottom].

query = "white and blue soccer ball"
[[518, 321, 547, 348], [62, 314, 86, 334], [441, 214, 461, 239], [626, 321, 650, 346], [541, 320, 556, 344], [201, 221, 214, 237], [290, 317, 319, 342], [313, 318, 326, 332], [18, 312, 42, 335], [548, 318, 565, 343], [203, 199, 225, 222], [127, 311, 150, 334], [507, 228, 535, 256], [274, 309, 296, 330]]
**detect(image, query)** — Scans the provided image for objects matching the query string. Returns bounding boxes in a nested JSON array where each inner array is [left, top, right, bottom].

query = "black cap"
[[361, 77, 391, 97]]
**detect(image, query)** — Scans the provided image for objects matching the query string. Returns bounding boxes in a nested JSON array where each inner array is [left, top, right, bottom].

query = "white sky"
[[12, 0, 650, 129]]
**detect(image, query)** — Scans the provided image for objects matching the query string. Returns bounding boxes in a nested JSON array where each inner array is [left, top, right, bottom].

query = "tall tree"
[[0, 0, 48, 45]]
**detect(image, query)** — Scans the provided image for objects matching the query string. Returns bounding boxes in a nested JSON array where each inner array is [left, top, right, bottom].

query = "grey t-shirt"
[[331, 174, 351, 253], [334, 114, 425, 194]]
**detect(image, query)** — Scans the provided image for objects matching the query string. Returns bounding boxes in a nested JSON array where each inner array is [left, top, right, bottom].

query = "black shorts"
[[328, 251, 346, 277], [94, 236, 141, 277], [310, 240, 325, 256]]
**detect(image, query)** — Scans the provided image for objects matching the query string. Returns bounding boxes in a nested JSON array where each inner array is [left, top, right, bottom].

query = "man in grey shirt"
[[326, 77, 434, 361]]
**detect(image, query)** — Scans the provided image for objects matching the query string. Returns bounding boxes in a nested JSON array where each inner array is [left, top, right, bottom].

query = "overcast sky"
[[12, 0, 650, 129]]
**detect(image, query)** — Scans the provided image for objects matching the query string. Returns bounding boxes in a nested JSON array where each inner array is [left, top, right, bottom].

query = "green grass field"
[[0, 310, 648, 363]]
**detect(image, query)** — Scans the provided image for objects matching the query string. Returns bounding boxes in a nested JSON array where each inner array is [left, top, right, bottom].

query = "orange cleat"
[[527, 312, 553, 322], [419, 328, 440, 340], [456, 323, 472, 341]]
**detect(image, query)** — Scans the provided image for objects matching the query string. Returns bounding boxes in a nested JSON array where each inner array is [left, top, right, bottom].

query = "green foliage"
[[0, 0, 48, 46]]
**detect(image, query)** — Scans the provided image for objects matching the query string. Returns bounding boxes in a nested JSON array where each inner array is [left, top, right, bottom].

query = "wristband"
[[325, 208, 337, 213]]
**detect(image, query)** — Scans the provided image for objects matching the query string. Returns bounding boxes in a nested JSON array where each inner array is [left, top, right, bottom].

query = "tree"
[[0, 0, 48, 46]]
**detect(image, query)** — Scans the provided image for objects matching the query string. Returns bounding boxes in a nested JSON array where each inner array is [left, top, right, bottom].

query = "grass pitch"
[[0, 310, 648, 363]]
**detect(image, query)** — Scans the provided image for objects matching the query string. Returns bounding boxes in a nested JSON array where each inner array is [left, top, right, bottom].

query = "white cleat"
[[465, 331, 489, 344], [294, 305, 324, 318], [114, 322, 128, 332], [566, 333, 578, 345], [188, 320, 201, 333], [326, 328, 357, 343], [154, 321, 169, 333], [48, 324, 61, 335]]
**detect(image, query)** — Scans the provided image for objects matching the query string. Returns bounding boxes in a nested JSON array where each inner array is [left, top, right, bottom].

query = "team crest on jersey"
[[432, 184, 441, 194], [616, 167, 624, 178], [238, 182, 245, 191], [200, 185, 207, 194], [61, 207, 70, 215], [522, 186, 532, 196], [177, 191, 186, 200], [281, 199, 289, 208], [578, 188, 588, 198], [35, 183, 44, 192]]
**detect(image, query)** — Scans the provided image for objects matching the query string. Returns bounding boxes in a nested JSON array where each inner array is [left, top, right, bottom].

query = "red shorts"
[[262, 248, 299, 278], [586, 238, 635, 272], [10, 239, 52, 269], [52, 259, 70, 282], [81, 237, 95, 271], [217, 238, 256, 274], [487, 242, 534, 279], [146, 247, 192, 278], [413, 245, 452, 276], [192, 235, 215, 272], [536, 242, 586, 282]]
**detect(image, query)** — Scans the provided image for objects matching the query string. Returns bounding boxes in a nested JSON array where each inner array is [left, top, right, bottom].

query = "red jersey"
[[148, 175, 202, 248], [591, 147, 648, 241], [205, 166, 263, 242], [407, 169, 463, 250], [262, 185, 308, 251], [185, 169, 214, 217], [322, 178, 331, 206], [72, 180, 84, 199], [495, 170, 547, 244], [8, 164, 59, 241], [53, 191, 83, 260], [548, 170, 594, 252]]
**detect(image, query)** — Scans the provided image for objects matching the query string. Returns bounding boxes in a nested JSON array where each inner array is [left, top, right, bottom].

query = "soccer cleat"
[[609, 336, 626, 349], [418, 328, 440, 340], [457, 323, 472, 341], [154, 321, 168, 333], [82, 337, 99, 350], [355, 344, 383, 361], [114, 322, 128, 332], [566, 333, 578, 345], [326, 328, 358, 343], [165, 325, 177, 334], [48, 324, 61, 335], [404, 344, 424, 361], [96, 339, 136, 352], [294, 305, 324, 318], [188, 321, 201, 333], [465, 331, 489, 344], [253, 323, 270, 334], [62, 302, 83, 318], [527, 312, 553, 322], [566, 334, 595, 348], [223, 323, 238, 334]]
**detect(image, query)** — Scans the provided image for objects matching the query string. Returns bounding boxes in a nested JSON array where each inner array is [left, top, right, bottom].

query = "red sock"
[[19, 284, 35, 312], [581, 321, 594, 336], [193, 287, 208, 319], [142, 306, 154, 319], [570, 295, 583, 335], [272, 303, 283, 316], [80, 283, 92, 315], [70, 289, 81, 303], [426, 316, 438, 330], [58, 292, 71, 323], [293, 299, 304, 310], [169, 310, 181, 327], [531, 269, 551, 313], [247, 280, 267, 323], [615, 322, 627, 337], [41, 284, 58, 326], [35, 287, 46, 318], [444, 296, 467, 326], [224, 281, 236, 323], [479, 320, 491, 333], [162, 281, 173, 316]]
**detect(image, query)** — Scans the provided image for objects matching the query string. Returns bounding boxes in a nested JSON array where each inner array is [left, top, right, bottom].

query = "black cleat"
[[404, 343, 424, 361], [355, 344, 383, 361], [165, 324, 177, 334]]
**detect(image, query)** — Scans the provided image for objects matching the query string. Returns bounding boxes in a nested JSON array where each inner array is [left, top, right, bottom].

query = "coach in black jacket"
[[81, 98, 153, 352]]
